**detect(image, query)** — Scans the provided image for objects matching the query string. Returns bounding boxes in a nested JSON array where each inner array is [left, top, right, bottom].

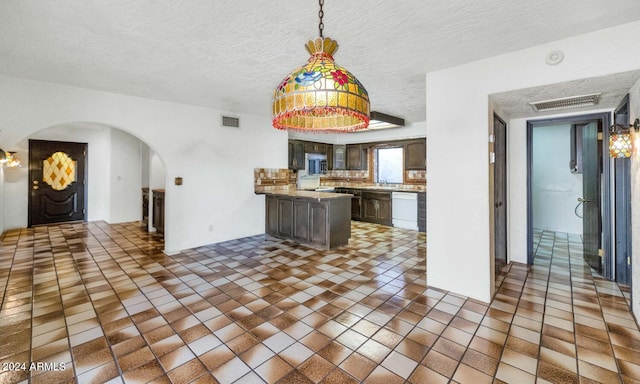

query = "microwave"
[[308, 159, 327, 175]]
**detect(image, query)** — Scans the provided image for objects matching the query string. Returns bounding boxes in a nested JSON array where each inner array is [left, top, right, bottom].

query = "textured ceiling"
[[491, 70, 640, 119], [2, 0, 640, 124]]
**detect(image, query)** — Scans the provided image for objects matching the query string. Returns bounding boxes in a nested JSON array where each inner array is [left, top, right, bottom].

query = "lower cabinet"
[[335, 188, 362, 220], [265, 194, 350, 249], [361, 191, 392, 226], [152, 189, 165, 234], [142, 188, 149, 231]]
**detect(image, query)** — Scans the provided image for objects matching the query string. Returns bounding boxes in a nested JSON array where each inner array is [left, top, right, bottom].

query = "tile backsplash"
[[254, 168, 289, 188], [254, 168, 425, 192]]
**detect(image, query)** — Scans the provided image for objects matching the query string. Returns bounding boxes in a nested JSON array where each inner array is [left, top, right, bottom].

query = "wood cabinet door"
[[334, 145, 346, 170], [346, 145, 362, 170], [309, 203, 327, 245], [266, 195, 278, 235], [362, 198, 377, 220], [293, 200, 310, 242], [293, 141, 305, 170], [405, 140, 426, 170], [152, 190, 165, 234], [288, 141, 294, 169], [377, 199, 392, 222], [277, 198, 294, 237], [351, 196, 362, 219]]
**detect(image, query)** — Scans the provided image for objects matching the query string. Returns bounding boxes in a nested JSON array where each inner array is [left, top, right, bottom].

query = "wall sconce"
[[609, 118, 639, 158], [0, 149, 22, 167]]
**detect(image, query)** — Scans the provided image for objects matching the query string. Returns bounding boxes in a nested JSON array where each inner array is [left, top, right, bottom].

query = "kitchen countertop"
[[333, 186, 425, 193], [255, 188, 352, 200]]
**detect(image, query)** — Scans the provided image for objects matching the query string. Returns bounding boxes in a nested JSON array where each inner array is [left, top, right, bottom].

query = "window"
[[376, 147, 403, 183]]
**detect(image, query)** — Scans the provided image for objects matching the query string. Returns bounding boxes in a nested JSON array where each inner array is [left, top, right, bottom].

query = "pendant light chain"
[[318, 0, 324, 38]]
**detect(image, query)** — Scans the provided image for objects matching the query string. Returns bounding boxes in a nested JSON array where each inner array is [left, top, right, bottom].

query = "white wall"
[[532, 124, 583, 234], [1, 159, 28, 230], [110, 128, 143, 223], [427, 21, 640, 302], [0, 75, 286, 253]]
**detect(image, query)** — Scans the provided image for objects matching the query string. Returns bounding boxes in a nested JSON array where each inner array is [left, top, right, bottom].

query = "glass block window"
[[43, 152, 77, 191]]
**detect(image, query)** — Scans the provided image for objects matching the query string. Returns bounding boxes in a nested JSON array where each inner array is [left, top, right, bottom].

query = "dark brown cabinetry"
[[346, 144, 368, 170], [417, 191, 426, 232], [361, 191, 392, 225], [152, 189, 165, 234], [335, 188, 362, 220], [265, 193, 351, 249], [288, 140, 305, 170], [305, 142, 327, 154], [142, 188, 149, 230], [405, 139, 426, 170], [326, 144, 333, 171]]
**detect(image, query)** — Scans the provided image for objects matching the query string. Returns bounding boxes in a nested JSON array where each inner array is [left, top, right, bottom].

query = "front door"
[[580, 122, 602, 272], [493, 114, 508, 281], [28, 140, 87, 226]]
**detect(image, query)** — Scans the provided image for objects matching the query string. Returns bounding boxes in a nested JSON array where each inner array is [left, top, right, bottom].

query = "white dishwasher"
[[392, 192, 418, 230]]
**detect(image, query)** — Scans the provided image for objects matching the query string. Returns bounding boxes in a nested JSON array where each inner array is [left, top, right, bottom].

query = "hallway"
[[0, 222, 638, 383]]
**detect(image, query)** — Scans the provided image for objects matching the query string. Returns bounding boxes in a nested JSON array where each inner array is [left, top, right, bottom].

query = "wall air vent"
[[529, 93, 601, 112], [221, 115, 240, 128]]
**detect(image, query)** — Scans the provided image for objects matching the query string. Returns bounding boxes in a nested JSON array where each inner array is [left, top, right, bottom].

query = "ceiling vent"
[[221, 115, 240, 128], [529, 93, 601, 112]]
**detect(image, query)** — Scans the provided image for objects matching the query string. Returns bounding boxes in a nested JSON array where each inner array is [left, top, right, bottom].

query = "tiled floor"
[[0, 222, 639, 384]]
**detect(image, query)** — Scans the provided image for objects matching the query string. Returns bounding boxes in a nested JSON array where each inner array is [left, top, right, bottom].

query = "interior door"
[[581, 122, 602, 272], [28, 140, 87, 226], [493, 114, 508, 278], [613, 95, 632, 285]]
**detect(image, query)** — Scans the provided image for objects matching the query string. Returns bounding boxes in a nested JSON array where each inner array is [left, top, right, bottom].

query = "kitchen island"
[[258, 189, 352, 249]]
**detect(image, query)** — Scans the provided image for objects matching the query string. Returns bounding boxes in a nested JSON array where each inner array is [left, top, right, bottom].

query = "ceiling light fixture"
[[609, 118, 639, 158], [364, 111, 405, 131], [272, 0, 370, 133]]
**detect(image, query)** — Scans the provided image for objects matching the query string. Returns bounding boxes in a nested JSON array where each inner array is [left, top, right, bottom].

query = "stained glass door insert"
[[43, 151, 77, 190]]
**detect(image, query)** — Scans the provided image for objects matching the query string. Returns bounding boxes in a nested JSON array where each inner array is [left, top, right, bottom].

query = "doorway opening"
[[493, 114, 508, 288], [527, 112, 613, 278]]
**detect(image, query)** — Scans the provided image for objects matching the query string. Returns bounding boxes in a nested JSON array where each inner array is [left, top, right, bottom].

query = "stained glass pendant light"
[[272, 0, 370, 133]]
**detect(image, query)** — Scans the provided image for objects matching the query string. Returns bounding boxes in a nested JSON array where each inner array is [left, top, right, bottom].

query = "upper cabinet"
[[405, 139, 426, 170], [288, 138, 425, 172], [305, 142, 327, 154], [333, 144, 346, 170], [346, 144, 368, 170], [288, 140, 305, 170]]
